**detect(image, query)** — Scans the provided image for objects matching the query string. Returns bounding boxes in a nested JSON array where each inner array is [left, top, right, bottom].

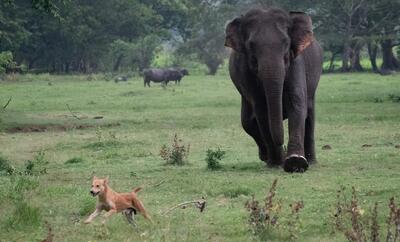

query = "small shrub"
[[65, 157, 84, 164], [159, 134, 190, 166], [287, 201, 305, 241], [373, 97, 384, 103], [205, 148, 225, 170], [388, 94, 400, 103], [0, 156, 16, 175], [245, 179, 281, 235], [332, 186, 400, 242], [24, 151, 48, 175], [245, 179, 305, 240]]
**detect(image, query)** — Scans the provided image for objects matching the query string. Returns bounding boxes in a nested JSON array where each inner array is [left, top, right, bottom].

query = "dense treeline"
[[0, 0, 399, 75]]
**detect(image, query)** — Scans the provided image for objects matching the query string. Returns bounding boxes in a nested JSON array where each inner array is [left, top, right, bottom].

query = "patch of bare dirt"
[[5, 122, 120, 133]]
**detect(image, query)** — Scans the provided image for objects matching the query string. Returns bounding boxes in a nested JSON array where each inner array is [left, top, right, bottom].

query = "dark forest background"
[[1, 0, 399, 75]]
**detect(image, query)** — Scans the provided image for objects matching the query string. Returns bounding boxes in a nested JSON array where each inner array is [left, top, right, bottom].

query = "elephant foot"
[[258, 149, 268, 162], [283, 154, 308, 173]]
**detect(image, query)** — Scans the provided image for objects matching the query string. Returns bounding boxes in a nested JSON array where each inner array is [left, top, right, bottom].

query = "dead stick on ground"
[[152, 179, 167, 188], [66, 104, 81, 120], [2, 97, 12, 110], [162, 197, 206, 215]]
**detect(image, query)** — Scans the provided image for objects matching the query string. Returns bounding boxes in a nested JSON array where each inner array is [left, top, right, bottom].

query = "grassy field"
[[0, 72, 400, 241]]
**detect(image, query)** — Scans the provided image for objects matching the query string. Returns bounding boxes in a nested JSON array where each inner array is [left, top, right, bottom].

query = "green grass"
[[0, 72, 400, 241]]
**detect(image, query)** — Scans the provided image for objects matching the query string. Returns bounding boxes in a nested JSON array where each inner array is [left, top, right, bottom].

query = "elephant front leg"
[[253, 103, 284, 166], [283, 86, 309, 173], [284, 103, 308, 172], [241, 98, 270, 164]]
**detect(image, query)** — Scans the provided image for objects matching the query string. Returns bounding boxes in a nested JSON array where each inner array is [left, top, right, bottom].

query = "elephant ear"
[[289, 11, 314, 57], [224, 17, 244, 52]]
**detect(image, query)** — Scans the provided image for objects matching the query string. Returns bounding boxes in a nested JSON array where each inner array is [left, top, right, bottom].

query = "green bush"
[[205, 148, 225, 170], [0, 51, 15, 74], [0, 156, 15, 175], [24, 151, 48, 175]]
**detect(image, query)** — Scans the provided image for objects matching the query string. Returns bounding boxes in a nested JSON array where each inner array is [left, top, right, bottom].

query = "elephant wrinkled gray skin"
[[225, 8, 323, 172], [143, 68, 189, 87]]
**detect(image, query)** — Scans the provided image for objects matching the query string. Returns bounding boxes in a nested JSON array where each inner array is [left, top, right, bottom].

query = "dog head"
[[90, 176, 108, 197]]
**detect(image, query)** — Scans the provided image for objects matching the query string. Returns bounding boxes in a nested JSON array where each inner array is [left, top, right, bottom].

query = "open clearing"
[[0, 73, 400, 241]]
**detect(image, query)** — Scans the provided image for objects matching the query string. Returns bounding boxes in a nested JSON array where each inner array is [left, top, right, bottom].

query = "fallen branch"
[[66, 104, 81, 120], [151, 179, 167, 188], [2, 97, 12, 110], [162, 197, 206, 215]]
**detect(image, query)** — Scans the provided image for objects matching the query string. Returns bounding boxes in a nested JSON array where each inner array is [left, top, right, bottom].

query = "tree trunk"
[[349, 46, 363, 72], [341, 41, 350, 72], [65, 62, 70, 73], [367, 43, 378, 73], [381, 39, 400, 73], [328, 52, 337, 72], [113, 54, 123, 72]]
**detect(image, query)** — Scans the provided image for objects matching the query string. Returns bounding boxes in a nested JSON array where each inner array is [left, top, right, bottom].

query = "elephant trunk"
[[258, 57, 285, 147]]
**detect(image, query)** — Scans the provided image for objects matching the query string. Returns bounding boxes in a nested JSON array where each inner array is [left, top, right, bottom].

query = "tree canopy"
[[1, 0, 399, 74]]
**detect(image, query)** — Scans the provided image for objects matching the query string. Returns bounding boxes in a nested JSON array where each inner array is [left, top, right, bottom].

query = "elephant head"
[[224, 8, 314, 147]]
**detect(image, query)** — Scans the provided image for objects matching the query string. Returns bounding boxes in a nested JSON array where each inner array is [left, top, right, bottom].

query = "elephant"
[[224, 7, 323, 172]]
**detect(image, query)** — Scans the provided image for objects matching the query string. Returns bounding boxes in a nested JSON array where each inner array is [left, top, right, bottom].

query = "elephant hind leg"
[[304, 104, 316, 164]]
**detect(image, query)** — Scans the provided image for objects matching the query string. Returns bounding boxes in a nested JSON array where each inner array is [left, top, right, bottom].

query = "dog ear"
[[93, 175, 97, 180], [104, 176, 109, 184]]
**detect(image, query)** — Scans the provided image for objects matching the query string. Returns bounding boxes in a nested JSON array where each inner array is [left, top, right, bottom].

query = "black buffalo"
[[167, 68, 189, 85], [143, 68, 189, 87]]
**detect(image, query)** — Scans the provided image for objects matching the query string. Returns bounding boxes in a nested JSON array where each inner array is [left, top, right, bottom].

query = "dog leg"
[[123, 209, 137, 227], [102, 209, 117, 224], [84, 208, 101, 224]]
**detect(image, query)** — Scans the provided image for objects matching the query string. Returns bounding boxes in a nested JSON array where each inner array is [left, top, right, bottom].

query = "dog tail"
[[132, 187, 142, 193]]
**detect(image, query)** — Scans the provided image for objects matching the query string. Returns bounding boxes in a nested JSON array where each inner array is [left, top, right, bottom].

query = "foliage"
[[245, 179, 305, 240], [24, 151, 48, 175], [333, 186, 400, 242], [0, 155, 16, 175], [0, 51, 16, 74], [205, 148, 225, 170], [159, 134, 190, 166]]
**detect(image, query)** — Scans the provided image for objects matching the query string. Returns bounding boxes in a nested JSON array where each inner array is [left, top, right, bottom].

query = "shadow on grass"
[[220, 161, 277, 173]]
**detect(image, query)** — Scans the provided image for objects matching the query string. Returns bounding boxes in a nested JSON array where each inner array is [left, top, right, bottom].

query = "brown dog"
[[84, 176, 151, 225]]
